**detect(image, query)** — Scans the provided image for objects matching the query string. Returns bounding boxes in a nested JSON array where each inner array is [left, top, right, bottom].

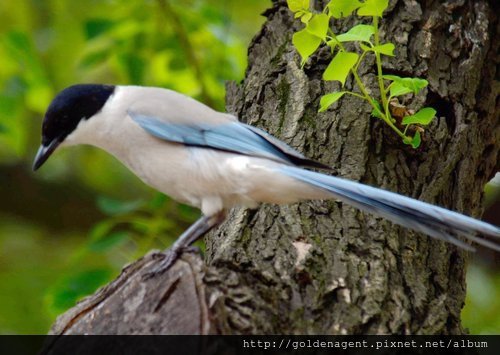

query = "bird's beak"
[[33, 139, 61, 171]]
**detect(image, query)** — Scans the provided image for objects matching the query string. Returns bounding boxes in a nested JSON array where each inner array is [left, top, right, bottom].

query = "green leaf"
[[319, 92, 346, 112], [402, 107, 436, 126], [323, 51, 359, 86], [328, 0, 363, 18], [372, 43, 395, 56], [382, 74, 402, 81], [306, 14, 329, 40], [359, 42, 371, 52], [326, 38, 339, 50], [385, 75, 429, 95], [294, 9, 312, 24], [336, 24, 375, 43], [88, 231, 130, 252], [300, 11, 313, 24], [411, 132, 421, 148], [403, 131, 421, 148], [287, 0, 309, 12], [293, 28, 322, 64], [358, 0, 389, 17], [97, 196, 144, 216], [389, 82, 413, 97], [370, 100, 385, 119], [401, 77, 428, 94]]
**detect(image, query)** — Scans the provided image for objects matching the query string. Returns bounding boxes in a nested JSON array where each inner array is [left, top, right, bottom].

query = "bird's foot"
[[143, 246, 201, 280], [143, 249, 179, 280]]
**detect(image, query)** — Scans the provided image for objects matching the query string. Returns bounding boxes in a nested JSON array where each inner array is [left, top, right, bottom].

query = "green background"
[[0, 0, 497, 334]]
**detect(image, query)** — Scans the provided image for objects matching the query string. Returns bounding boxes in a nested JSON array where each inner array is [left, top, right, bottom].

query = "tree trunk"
[[48, 0, 499, 335]]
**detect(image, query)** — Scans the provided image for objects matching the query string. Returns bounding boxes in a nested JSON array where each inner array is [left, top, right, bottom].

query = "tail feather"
[[280, 166, 500, 251]]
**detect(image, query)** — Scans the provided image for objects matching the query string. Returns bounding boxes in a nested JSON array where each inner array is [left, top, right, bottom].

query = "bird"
[[33, 84, 500, 276]]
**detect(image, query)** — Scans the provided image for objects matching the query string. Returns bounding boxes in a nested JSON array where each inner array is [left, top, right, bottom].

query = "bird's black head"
[[33, 84, 115, 171]]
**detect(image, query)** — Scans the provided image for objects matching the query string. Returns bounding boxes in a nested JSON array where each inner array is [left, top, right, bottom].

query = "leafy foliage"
[[287, 0, 437, 148], [292, 29, 322, 65], [319, 91, 346, 112], [323, 52, 359, 85], [285, 0, 500, 336], [327, 0, 362, 19], [336, 24, 374, 43]]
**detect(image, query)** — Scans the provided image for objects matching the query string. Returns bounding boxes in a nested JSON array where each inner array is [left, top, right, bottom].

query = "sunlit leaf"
[[401, 77, 428, 94], [328, 0, 362, 18], [300, 11, 312, 24], [306, 14, 329, 40], [326, 38, 339, 50], [336, 24, 374, 43], [382, 74, 402, 81], [372, 43, 395, 56], [389, 82, 413, 97], [287, 0, 309, 12], [402, 107, 436, 125], [293, 28, 322, 64], [319, 92, 346, 112], [384, 75, 428, 95], [411, 132, 421, 148], [358, 0, 389, 17], [403, 131, 421, 148], [323, 51, 359, 86], [370, 100, 385, 119]]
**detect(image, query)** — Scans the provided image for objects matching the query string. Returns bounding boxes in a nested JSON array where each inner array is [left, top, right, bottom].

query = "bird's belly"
[[124, 144, 263, 213], [112, 140, 314, 216]]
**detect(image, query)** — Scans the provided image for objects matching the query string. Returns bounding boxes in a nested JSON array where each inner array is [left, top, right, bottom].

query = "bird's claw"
[[183, 245, 201, 255], [142, 246, 201, 280], [143, 249, 179, 280]]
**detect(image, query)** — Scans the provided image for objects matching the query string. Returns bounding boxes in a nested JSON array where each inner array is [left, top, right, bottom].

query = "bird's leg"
[[144, 211, 226, 278]]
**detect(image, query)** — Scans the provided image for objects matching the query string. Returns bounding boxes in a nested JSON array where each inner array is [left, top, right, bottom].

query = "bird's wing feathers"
[[242, 124, 330, 169], [129, 111, 328, 168]]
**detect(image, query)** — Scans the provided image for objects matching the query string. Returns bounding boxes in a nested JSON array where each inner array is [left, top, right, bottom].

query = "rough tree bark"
[[49, 0, 499, 336]]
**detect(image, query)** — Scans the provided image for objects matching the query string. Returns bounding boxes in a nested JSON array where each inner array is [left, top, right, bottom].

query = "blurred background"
[[0, 0, 498, 334]]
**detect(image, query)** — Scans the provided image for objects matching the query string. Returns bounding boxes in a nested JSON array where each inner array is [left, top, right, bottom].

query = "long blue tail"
[[280, 166, 500, 251]]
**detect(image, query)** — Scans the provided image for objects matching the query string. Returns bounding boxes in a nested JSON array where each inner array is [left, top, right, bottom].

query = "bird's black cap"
[[33, 84, 115, 171]]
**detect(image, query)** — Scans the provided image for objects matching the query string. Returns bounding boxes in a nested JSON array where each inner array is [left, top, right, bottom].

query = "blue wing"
[[129, 111, 329, 168]]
